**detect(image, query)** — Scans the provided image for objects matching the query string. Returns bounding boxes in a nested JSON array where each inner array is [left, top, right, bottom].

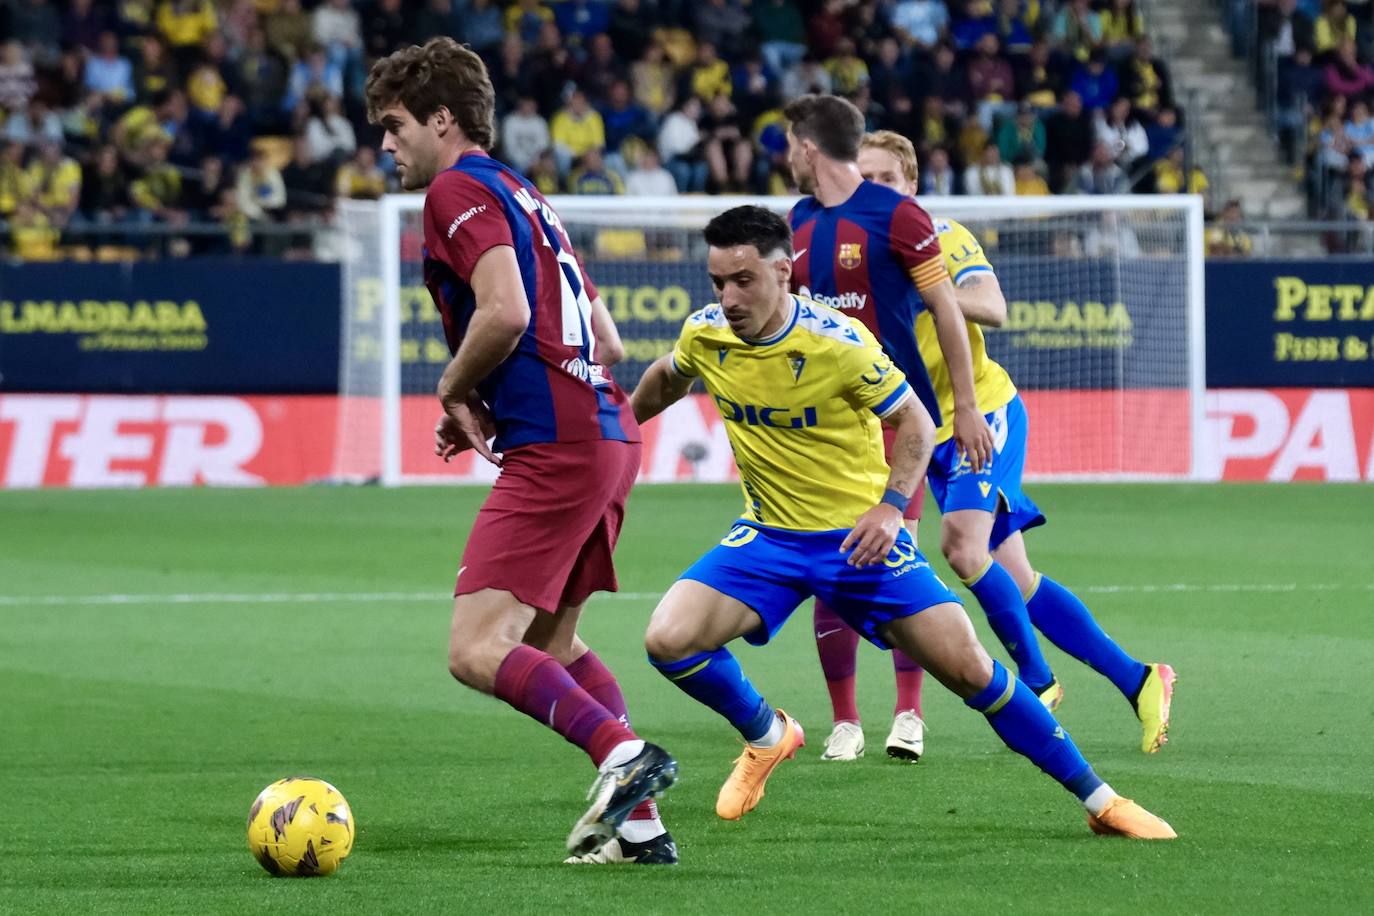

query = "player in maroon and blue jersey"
[[783, 95, 1071, 762], [365, 38, 675, 865]]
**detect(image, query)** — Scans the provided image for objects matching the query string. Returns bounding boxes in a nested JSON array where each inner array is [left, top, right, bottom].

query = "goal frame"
[[370, 193, 1206, 486]]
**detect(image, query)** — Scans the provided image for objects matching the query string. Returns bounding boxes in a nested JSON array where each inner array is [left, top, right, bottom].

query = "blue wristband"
[[880, 488, 910, 513]]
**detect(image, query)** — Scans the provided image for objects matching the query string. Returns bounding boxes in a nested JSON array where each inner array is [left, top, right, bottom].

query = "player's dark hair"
[[783, 94, 865, 162], [365, 37, 496, 151], [703, 206, 793, 259]]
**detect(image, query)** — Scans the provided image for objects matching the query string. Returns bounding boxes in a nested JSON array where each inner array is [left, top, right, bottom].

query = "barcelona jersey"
[[670, 295, 914, 531], [917, 217, 1018, 444], [789, 181, 947, 427], [421, 150, 638, 452]]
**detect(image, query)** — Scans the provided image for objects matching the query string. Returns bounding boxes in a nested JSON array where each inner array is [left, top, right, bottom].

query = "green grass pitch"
[[2, 483, 1372, 914]]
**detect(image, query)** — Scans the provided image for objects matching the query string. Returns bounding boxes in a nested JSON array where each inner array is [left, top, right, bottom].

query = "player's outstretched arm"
[[435, 245, 531, 415], [841, 396, 934, 567], [955, 273, 1007, 328], [589, 296, 626, 366], [924, 278, 993, 471], [631, 354, 694, 424]]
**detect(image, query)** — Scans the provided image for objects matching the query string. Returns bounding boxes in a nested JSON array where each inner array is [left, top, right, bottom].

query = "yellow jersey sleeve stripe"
[[873, 382, 914, 419], [953, 264, 994, 285], [670, 352, 696, 378], [910, 260, 947, 291]]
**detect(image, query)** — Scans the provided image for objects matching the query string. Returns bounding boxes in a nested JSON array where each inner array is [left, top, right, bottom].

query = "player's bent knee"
[[941, 539, 987, 579], [446, 636, 512, 693], [644, 617, 703, 663]]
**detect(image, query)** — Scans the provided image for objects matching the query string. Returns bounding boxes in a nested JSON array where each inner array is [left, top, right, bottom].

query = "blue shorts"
[[678, 522, 961, 649], [927, 394, 1045, 551]]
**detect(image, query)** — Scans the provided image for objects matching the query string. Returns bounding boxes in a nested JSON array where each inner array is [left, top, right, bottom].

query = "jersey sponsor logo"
[[804, 290, 868, 311], [838, 243, 863, 269], [560, 356, 611, 388], [883, 539, 917, 568], [446, 204, 488, 238], [913, 231, 939, 252], [713, 395, 819, 429]]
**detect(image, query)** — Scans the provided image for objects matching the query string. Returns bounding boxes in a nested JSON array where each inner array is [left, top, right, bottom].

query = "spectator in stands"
[[490, 35, 532, 116], [1078, 140, 1129, 193], [599, 80, 656, 167], [0, 40, 37, 112], [658, 95, 708, 192], [62, 0, 112, 53], [824, 38, 870, 97], [1341, 151, 1371, 217], [210, 185, 252, 253], [1100, 0, 1146, 57], [335, 146, 385, 200], [236, 147, 287, 222], [1345, 98, 1374, 163], [157, 0, 218, 76], [578, 33, 628, 104], [1096, 96, 1149, 175], [501, 96, 551, 175], [1153, 145, 1209, 198], [281, 137, 334, 216], [9, 199, 60, 260], [964, 142, 1015, 195], [4, 99, 62, 145], [551, 88, 606, 175], [1070, 49, 1120, 112], [283, 47, 343, 113], [967, 32, 1017, 133], [1013, 155, 1050, 194], [556, 0, 613, 48], [890, 0, 949, 50], [1205, 199, 1254, 256], [130, 133, 187, 224], [689, 42, 733, 102], [1054, 0, 1103, 63], [312, 0, 363, 94], [568, 147, 625, 194], [9, 0, 61, 52], [365, 0, 410, 63], [1084, 211, 1141, 256], [632, 43, 677, 117], [1145, 105, 1184, 162], [304, 94, 356, 165], [1119, 36, 1172, 116], [918, 43, 969, 118], [528, 148, 561, 194], [996, 0, 1035, 55], [996, 103, 1046, 166], [77, 143, 129, 225], [186, 48, 229, 120], [868, 37, 910, 112], [782, 53, 834, 99], [61, 92, 105, 151], [202, 93, 253, 163], [695, 0, 752, 62], [507, 0, 555, 45], [950, 0, 998, 52], [1045, 89, 1095, 191], [525, 23, 577, 116], [916, 95, 956, 153], [807, 0, 848, 59], [1261, 0, 1316, 60], [1315, 1, 1357, 57], [459, 0, 506, 57], [0, 140, 30, 218], [732, 53, 778, 125], [27, 138, 81, 227], [700, 92, 753, 193], [919, 145, 958, 195], [625, 146, 679, 195], [1278, 48, 1322, 161], [754, 0, 809, 75], [1323, 38, 1374, 98], [609, 0, 656, 63], [266, 0, 314, 63], [182, 154, 230, 220], [85, 31, 135, 105]]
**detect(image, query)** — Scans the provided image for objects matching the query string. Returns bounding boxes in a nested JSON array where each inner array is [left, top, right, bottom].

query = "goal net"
[[336, 194, 1204, 485]]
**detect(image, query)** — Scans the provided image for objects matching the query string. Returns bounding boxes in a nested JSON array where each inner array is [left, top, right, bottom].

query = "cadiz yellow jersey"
[[672, 295, 914, 532], [915, 217, 1018, 442]]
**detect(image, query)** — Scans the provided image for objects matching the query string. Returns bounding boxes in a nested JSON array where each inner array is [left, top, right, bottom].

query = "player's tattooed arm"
[[954, 272, 1007, 327], [630, 354, 694, 423]]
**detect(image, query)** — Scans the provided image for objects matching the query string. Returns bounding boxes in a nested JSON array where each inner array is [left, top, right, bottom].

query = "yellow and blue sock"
[[650, 648, 776, 742], [966, 660, 1106, 806], [1024, 573, 1149, 701], [962, 559, 1055, 692]]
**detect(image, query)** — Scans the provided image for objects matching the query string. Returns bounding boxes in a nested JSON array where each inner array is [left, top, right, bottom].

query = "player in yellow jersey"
[[842, 130, 1176, 754], [630, 205, 1175, 838]]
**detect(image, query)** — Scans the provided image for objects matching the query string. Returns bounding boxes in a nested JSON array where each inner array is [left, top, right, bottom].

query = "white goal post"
[[336, 193, 1205, 486]]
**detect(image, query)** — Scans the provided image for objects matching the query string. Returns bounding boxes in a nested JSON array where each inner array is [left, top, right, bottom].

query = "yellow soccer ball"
[[246, 777, 355, 876]]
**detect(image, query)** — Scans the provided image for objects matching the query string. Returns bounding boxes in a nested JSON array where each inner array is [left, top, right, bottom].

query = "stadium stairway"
[[1152, 0, 1308, 219]]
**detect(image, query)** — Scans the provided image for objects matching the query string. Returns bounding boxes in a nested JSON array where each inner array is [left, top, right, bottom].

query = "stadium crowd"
[[0, 0, 1202, 259]]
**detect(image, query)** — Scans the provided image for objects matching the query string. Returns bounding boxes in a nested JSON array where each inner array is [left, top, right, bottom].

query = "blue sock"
[[966, 660, 1104, 802], [650, 648, 775, 741], [1025, 574, 1149, 701], [963, 560, 1055, 691]]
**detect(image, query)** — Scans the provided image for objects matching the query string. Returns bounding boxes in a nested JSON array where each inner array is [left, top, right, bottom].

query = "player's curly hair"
[[365, 37, 496, 151], [783, 94, 865, 162], [703, 206, 793, 259]]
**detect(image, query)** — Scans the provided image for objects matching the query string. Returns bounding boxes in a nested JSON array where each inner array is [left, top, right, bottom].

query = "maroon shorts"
[[455, 439, 641, 612], [882, 425, 926, 521]]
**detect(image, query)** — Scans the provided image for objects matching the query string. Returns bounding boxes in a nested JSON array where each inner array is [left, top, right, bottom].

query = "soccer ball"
[[246, 777, 355, 876]]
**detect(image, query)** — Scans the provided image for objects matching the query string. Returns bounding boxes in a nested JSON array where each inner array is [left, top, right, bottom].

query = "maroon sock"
[[494, 645, 633, 766], [892, 651, 925, 718], [565, 649, 657, 822], [814, 599, 861, 723]]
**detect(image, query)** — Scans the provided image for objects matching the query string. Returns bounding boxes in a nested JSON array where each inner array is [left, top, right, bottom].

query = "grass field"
[[2, 483, 1372, 914]]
